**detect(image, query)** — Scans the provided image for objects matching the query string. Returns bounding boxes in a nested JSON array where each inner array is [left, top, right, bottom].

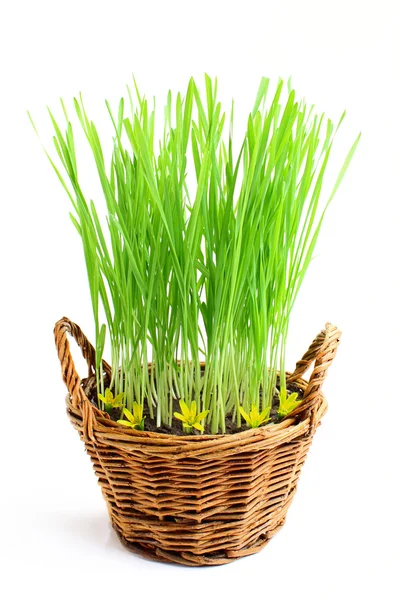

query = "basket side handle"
[[287, 323, 341, 423], [54, 317, 111, 409]]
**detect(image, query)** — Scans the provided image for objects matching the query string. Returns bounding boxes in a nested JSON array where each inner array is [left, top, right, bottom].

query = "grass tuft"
[[34, 75, 360, 433]]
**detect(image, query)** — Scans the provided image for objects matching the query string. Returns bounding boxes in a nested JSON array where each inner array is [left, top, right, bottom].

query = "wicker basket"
[[54, 318, 341, 566]]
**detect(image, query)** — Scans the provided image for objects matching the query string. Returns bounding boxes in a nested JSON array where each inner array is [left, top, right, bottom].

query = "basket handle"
[[287, 322, 342, 426], [54, 317, 111, 410]]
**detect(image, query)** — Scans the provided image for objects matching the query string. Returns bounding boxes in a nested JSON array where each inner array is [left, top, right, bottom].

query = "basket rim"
[[57, 317, 339, 449], [66, 371, 327, 445]]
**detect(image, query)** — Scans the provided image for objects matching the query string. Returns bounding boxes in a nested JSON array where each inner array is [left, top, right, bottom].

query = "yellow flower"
[[277, 388, 302, 418], [239, 404, 271, 428], [98, 388, 125, 413], [117, 403, 145, 430], [174, 400, 209, 432]]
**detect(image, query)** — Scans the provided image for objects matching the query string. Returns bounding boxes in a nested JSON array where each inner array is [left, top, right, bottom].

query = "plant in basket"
[[33, 75, 359, 565]]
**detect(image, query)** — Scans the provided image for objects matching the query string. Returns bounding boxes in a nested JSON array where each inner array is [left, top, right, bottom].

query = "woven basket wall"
[[54, 318, 341, 566]]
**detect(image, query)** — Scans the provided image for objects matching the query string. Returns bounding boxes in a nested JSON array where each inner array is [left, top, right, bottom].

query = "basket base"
[[111, 519, 287, 566]]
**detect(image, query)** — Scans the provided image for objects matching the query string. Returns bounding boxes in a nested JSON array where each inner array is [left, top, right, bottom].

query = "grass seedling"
[[33, 75, 360, 433], [98, 388, 125, 414], [277, 389, 302, 418], [174, 400, 210, 433], [239, 405, 271, 428], [117, 405, 145, 430]]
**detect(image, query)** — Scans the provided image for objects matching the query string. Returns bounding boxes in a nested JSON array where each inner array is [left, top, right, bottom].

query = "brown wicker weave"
[[54, 318, 341, 566]]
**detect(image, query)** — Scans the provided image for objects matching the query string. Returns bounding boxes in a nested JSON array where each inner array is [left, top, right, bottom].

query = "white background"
[[1, 1, 399, 598]]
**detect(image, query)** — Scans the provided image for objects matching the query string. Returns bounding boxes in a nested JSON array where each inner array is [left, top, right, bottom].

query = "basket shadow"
[[46, 510, 124, 554]]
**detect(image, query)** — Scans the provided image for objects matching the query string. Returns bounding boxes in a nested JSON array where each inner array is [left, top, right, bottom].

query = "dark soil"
[[81, 374, 303, 436]]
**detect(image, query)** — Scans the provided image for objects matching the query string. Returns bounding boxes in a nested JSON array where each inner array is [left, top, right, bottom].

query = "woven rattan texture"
[[55, 318, 341, 566]]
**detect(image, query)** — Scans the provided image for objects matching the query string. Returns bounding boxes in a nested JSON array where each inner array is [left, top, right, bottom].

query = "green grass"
[[33, 75, 360, 433]]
